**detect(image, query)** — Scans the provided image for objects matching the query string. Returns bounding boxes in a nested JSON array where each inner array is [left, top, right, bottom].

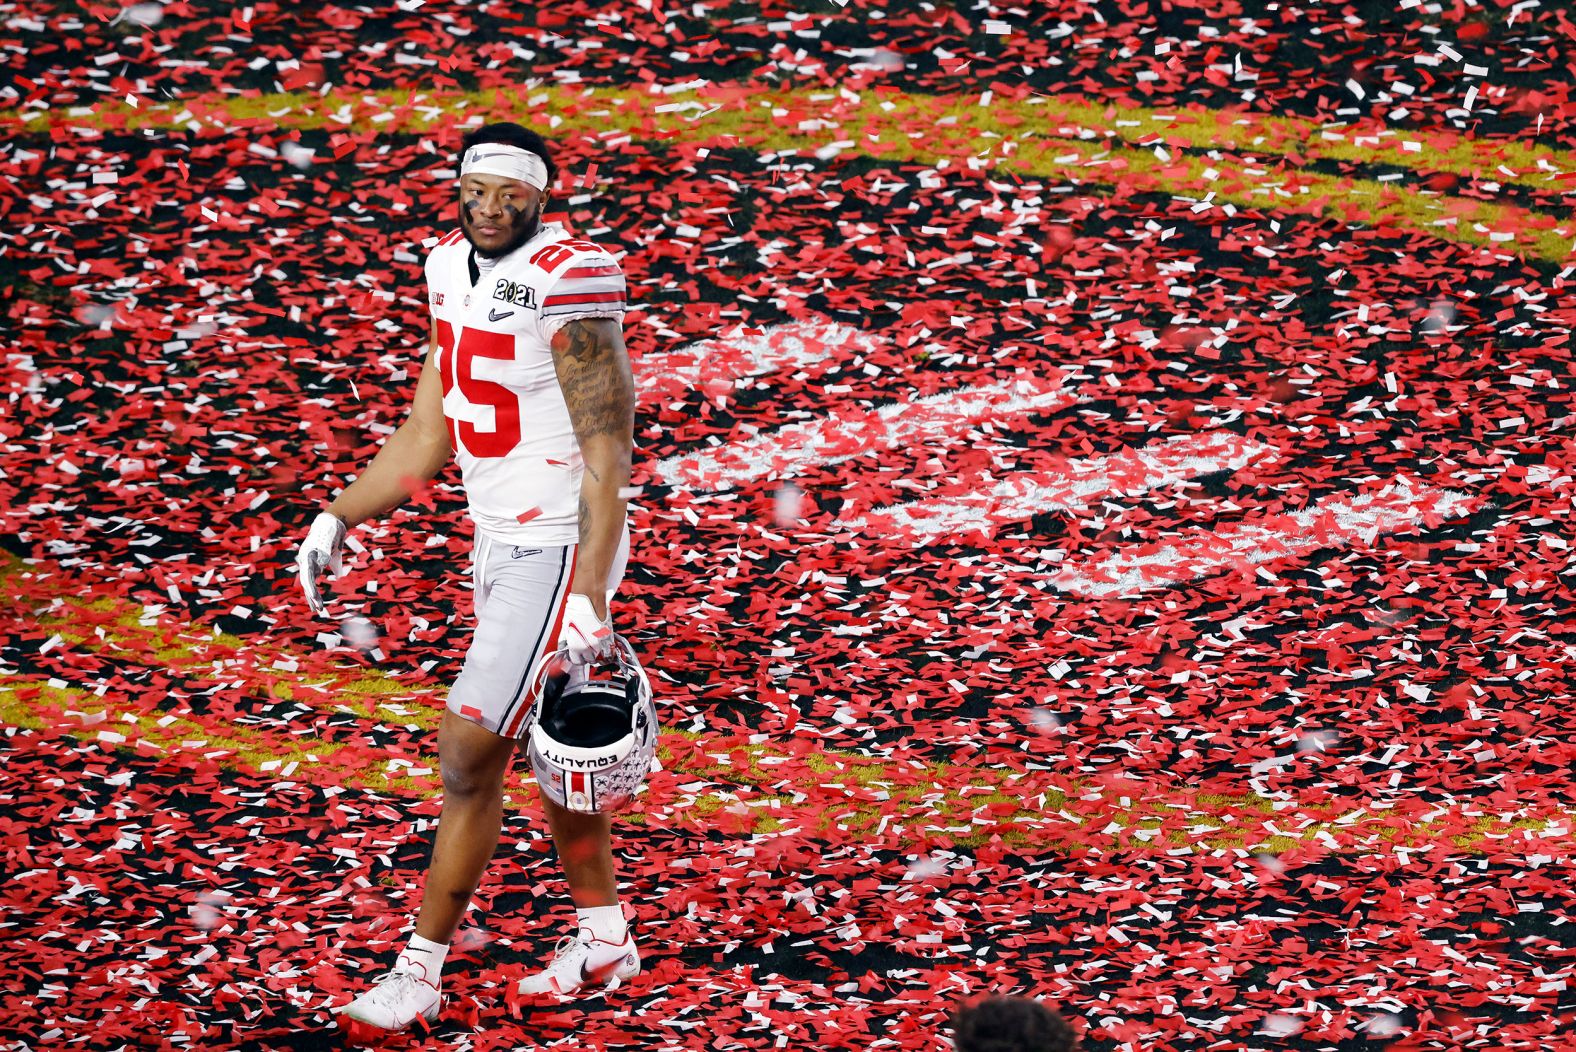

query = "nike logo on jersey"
[[511, 547, 543, 560], [489, 308, 515, 322]]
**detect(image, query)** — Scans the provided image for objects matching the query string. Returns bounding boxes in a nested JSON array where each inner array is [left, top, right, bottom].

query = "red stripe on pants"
[[504, 548, 578, 739]]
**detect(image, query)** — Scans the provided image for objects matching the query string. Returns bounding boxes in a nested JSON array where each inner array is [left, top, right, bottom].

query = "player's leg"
[[541, 797, 615, 907], [337, 725, 519, 1033], [515, 778, 640, 997], [337, 535, 573, 1030], [334, 714, 515, 1029], [545, 520, 628, 918], [518, 525, 640, 997], [414, 711, 519, 941], [426, 536, 575, 923]]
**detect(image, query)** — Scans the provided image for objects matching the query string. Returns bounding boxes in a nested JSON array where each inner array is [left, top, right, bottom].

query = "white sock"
[[396, 933, 449, 983], [576, 904, 627, 944]]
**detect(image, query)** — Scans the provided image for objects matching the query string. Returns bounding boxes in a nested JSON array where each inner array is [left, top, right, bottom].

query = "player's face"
[[460, 174, 544, 258]]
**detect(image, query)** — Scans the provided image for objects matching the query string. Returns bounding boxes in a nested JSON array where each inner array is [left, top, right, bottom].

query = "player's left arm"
[[551, 316, 635, 621]]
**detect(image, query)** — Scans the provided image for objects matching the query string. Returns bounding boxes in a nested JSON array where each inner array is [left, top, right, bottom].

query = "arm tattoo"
[[559, 320, 604, 364], [578, 493, 591, 546], [552, 319, 635, 443]]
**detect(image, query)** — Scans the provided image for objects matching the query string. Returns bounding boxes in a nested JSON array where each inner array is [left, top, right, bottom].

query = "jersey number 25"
[[434, 319, 518, 458]]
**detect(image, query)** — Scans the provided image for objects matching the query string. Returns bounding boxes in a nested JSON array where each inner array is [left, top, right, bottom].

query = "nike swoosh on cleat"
[[489, 308, 514, 322], [578, 954, 632, 988]]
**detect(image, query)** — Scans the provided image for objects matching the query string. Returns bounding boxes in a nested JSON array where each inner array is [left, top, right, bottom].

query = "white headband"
[[460, 143, 549, 191]]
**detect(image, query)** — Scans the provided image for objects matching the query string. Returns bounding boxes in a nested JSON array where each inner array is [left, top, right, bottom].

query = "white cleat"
[[517, 930, 641, 997], [334, 965, 442, 1031]]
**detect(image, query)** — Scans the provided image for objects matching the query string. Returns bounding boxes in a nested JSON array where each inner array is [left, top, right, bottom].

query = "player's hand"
[[561, 593, 613, 663], [295, 511, 347, 615]]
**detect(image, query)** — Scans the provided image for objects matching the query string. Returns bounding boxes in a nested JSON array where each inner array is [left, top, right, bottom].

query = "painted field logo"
[[648, 320, 1483, 598]]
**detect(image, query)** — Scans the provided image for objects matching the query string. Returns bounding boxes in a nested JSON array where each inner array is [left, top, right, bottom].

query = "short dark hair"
[[458, 122, 557, 190], [952, 997, 1078, 1052]]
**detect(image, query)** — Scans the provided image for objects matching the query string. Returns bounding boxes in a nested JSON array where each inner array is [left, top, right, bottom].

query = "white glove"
[[295, 511, 346, 615], [560, 593, 613, 664]]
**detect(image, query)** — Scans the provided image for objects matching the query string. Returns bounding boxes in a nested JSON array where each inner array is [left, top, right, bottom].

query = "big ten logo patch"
[[493, 278, 537, 308]]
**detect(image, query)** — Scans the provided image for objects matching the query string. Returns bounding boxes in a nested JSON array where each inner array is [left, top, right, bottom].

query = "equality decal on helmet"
[[523, 634, 657, 816]]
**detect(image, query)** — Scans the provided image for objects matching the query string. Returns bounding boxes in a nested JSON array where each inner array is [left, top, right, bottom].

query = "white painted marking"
[[843, 430, 1277, 542], [1049, 481, 1480, 597], [658, 373, 1080, 490], [634, 320, 885, 401]]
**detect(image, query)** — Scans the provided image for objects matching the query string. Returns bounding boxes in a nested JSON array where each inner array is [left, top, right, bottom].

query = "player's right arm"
[[326, 319, 452, 528], [295, 321, 451, 614]]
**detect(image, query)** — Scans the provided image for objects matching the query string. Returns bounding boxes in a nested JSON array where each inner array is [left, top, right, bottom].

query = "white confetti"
[[866, 48, 904, 72], [774, 481, 803, 526], [123, 2, 164, 26], [1420, 298, 1456, 334], [1260, 1013, 1303, 1037], [1362, 1013, 1404, 1037], [341, 617, 380, 652], [1297, 729, 1339, 754], [189, 891, 228, 931], [280, 141, 316, 170], [1026, 708, 1062, 733]]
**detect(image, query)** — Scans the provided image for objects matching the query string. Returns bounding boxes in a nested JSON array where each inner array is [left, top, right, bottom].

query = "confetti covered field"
[[3, 2, 1576, 1050]]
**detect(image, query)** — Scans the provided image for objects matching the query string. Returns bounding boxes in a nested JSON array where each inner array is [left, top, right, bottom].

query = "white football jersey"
[[423, 222, 626, 545]]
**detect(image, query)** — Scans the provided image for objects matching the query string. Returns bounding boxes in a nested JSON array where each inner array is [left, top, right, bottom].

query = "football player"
[[295, 122, 642, 1031]]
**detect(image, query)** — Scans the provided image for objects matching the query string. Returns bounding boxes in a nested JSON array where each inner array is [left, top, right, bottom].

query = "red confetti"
[[0, 3, 1572, 1049]]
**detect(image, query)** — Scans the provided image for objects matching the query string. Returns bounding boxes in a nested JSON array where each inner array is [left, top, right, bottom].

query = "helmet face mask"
[[525, 637, 657, 815]]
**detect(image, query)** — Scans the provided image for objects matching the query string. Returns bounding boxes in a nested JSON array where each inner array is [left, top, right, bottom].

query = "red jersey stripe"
[[543, 290, 627, 307], [563, 265, 622, 280]]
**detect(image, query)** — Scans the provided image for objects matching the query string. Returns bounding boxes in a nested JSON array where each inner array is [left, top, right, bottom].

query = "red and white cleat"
[[334, 964, 442, 1031], [517, 930, 641, 997]]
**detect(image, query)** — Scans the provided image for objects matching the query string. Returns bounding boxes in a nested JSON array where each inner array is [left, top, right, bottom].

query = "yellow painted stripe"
[[1, 679, 1566, 853], [3, 556, 1571, 853], [17, 85, 1576, 191], [998, 93, 1576, 192], [9, 86, 1571, 262]]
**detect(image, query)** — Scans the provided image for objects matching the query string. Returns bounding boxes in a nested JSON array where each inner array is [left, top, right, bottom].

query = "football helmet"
[[525, 635, 657, 815]]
